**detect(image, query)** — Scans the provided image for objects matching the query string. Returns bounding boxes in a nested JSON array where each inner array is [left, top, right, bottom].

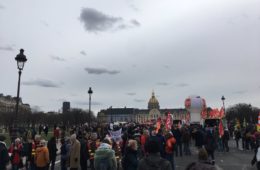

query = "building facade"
[[0, 93, 31, 114], [97, 91, 187, 124]]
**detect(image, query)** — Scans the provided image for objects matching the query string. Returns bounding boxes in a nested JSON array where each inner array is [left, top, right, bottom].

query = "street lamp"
[[88, 87, 93, 127], [12, 49, 27, 141], [221, 95, 225, 111]]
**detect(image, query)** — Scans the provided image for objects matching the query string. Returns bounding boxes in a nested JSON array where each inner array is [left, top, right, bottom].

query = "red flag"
[[219, 107, 225, 118], [219, 119, 224, 137]]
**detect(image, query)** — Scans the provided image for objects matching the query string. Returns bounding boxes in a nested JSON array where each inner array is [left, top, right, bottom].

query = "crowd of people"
[[0, 122, 259, 170]]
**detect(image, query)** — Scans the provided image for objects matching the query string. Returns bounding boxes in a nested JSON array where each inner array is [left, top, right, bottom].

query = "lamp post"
[[221, 95, 225, 111], [12, 49, 27, 141], [88, 87, 93, 127]]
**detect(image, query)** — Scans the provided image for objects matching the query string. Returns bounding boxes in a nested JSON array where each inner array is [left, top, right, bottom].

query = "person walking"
[[122, 139, 138, 170], [165, 131, 176, 170], [234, 128, 241, 149], [94, 138, 117, 170], [8, 138, 23, 170], [0, 135, 9, 170], [222, 129, 230, 152], [69, 134, 80, 170], [182, 127, 191, 156], [205, 130, 217, 165], [47, 137, 57, 170], [79, 134, 89, 170], [172, 126, 182, 157], [137, 139, 172, 170], [35, 140, 49, 170]]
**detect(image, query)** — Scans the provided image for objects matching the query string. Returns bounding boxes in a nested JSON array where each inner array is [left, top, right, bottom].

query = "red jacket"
[[8, 144, 22, 165], [165, 136, 176, 154]]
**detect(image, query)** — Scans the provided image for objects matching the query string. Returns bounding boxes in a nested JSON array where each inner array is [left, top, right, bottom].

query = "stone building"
[[0, 93, 31, 114], [97, 91, 187, 124]]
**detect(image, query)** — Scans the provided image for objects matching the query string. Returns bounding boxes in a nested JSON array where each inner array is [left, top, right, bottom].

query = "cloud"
[[126, 92, 136, 96], [163, 65, 170, 69], [0, 4, 4, 9], [130, 19, 140, 26], [176, 83, 189, 87], [80, 50, 87, 56], [79, 8, 140, 32], [50, 55, 65, 61], [84, 67, 120, 75], [22, 79, 62, 88], [134, 99, 145, 103], [0, 45, 14, 51], [157, 82, 170, 86]]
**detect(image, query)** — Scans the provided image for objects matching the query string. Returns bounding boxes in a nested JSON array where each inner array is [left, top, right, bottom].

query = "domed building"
[[97, 91, 187, 124], [148, 91, 160, 110]]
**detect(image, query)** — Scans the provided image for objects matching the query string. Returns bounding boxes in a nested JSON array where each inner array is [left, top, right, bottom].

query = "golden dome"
[[148, 91, 160, 110]]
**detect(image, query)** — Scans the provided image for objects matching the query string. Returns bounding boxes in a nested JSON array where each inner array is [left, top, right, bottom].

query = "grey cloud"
[[0, 45, 14, 51], [80, 51, 87, 56], [80, 8, 123, 32], [131, 19, 140, 26], [163, 65, 170, 69], [126, 92, 136, 96], [157, 82, 170, 86], [84, 67, 120, 75], [22, 79, 61, 88], [50, 55, 65, 61], [134, 99, 145, 103], [176, 83, 189, 87], [79, 8, 140, 32], [0, 4, 4, 9]]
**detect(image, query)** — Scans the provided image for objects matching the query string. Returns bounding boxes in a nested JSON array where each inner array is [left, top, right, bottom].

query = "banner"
[[108, 128, 122, 142]]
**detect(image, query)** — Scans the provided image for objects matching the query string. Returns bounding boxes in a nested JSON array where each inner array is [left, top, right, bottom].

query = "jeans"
[[165, 153, 175, 170], [183, 142, 191, 155]]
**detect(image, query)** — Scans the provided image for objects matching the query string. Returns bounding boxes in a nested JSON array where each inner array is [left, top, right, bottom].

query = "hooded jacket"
[[35, 146, 49, 167], [137, 153, 172, 170], [94, 143, 117, 170]]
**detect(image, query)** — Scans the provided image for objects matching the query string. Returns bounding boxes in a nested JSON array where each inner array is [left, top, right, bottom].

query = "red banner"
[[166, 112, 172, 131]]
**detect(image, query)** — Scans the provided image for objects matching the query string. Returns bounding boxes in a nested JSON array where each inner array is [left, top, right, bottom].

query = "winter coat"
[[165, 136, 176, 154], [35, 146, 49, 168], [47, 138, 57, 160], [0, 141, 9, 170], [8, 143, 22, 165], [69, 139, 81, 168], [94, 143, 117, 170], [172, 129, 182, 144], [137, 153, 172, 170], [123, 146, 138, 170]]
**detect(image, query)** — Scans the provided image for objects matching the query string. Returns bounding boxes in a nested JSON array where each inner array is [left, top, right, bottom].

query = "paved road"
[[54, 139, 256, 170]]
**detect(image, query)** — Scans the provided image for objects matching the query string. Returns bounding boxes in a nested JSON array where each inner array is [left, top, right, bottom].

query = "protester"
[[122, 139, 138, 170], [251, 139, 260, 170], [79, 134, 89, 170], [8, 138, 23, 170], [94, 138, 117, 170], [69, 134, 81, 170], [0, 135, 9, 170], [182, 126, 191, 156], [205, 130, 217, 165], [172, 125, 182, 157], [234, 128, 241, 149], [60, 138, 68, 170], [165, 131, 176, 170], [137, 139, 172, 170], [88, 132, 100, 170], [35, 139, 49, 170], [47, 136, 57, 170], [222, 129, 230, 152]]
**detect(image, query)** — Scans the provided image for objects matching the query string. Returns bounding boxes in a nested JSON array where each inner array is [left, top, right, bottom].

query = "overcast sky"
[[0, 0, 260, 114]]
